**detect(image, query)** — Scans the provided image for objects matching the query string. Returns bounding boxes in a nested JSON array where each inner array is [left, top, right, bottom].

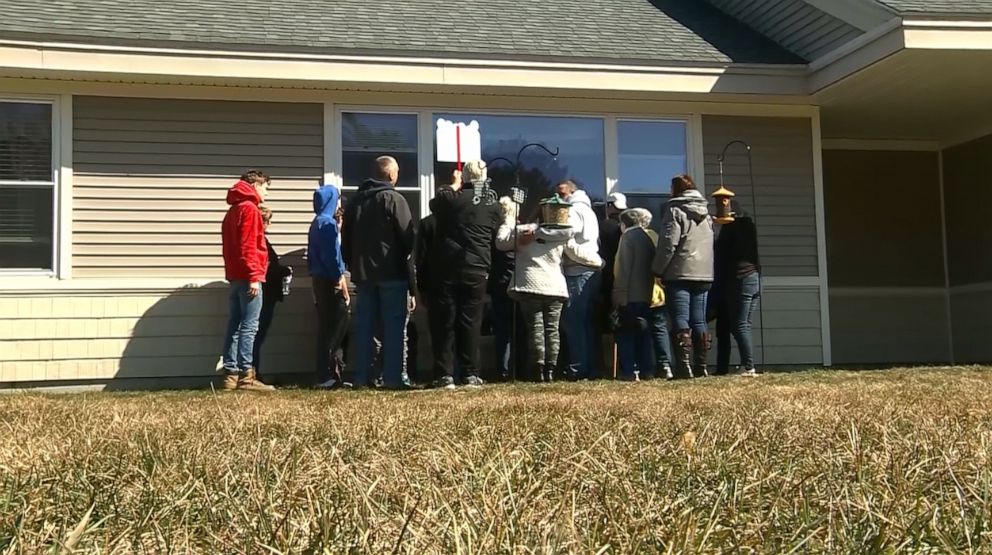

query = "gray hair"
[[619, 207, 652, 229], [464, 160, 487, 184]]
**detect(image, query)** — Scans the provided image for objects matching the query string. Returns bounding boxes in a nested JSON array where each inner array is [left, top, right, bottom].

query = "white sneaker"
[[737, 368, 758, 377]]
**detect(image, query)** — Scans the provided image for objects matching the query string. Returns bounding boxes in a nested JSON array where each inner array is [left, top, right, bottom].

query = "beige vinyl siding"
[[72, 97, 323, 278], [700, 115, 823, 365], [705, 0, 863, 61], [702, 116, 819, 277], [0, 287, 317, 384]]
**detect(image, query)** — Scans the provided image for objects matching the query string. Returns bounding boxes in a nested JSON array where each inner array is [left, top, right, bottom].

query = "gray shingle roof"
[[878, 0, 992, 14], [0, 0, 803, 65]]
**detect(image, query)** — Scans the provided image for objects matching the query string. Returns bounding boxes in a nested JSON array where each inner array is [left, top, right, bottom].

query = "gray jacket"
[[652, 189, 714, 282], [613, 227, 656, 307]]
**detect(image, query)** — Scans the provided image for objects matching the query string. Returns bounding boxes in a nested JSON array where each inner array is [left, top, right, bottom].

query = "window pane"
[[342, 112, 418, 188], [626, 194, 671, 234], [618, 120, 686, 195], [0, 102, 53, 182], [341, 189, 422, 222], [433, 114, 605, 219], [0, 186, 53, 269]]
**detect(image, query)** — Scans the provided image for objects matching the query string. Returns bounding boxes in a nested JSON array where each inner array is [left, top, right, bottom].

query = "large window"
[[341, 111, 421, 218], [0, 101, 55, 271], [617, 120, 688, 229], [433, 113, 605, 219]]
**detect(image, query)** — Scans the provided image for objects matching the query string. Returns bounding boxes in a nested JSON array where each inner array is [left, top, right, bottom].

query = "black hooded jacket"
[[714, 206, 760, 289], [341, 178, 415, 285]]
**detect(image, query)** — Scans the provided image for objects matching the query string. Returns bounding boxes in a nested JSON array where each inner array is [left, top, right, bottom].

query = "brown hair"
[[259, 204, 273, 224], [241, 169, 270, 185], [671, 174, 696, 197]]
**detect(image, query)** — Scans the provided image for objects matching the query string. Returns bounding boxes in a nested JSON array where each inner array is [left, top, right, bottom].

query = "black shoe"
[[430, 376, 456, 390], [463, 375, 485, 388]]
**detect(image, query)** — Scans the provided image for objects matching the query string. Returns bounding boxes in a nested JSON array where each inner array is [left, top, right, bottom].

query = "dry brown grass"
[[2, 367, 992, 553]]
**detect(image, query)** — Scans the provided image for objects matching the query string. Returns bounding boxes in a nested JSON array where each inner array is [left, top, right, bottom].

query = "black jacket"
[[262, 238, 292, 302], [415, 214, 438, 298], [599, 215, 622, 295], [342, 179, 415, 286], [714, 213, 760, 289], [429, 183, 501, 277]]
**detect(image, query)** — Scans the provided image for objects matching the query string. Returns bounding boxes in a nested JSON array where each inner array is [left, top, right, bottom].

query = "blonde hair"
[[464, 160, 488, 184], [498, 196, 518, 226]]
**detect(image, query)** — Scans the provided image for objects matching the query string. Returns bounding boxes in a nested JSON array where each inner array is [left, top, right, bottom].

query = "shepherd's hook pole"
[[717, 140, 765, 367]]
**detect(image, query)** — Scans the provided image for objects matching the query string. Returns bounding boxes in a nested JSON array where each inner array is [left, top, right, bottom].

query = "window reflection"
[[341, 112, 419, 189], [617, 120, 687, 232], [433, 114, 605, 220]]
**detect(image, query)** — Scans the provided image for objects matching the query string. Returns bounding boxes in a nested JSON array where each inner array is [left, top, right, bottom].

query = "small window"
[[617, 120, 687, 230], [0, 101, 55, 271], [340, 111, 420, 218]]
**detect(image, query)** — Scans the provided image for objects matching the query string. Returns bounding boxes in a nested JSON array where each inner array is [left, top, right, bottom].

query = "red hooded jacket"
[[222, 180, 268, 283]]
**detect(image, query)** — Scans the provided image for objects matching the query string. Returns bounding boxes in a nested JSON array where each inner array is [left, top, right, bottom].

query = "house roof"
[[0, 0, 804, 65], [876, 1, 992, 15]]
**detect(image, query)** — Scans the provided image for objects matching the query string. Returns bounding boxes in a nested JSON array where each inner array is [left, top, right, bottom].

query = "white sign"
[[436, 119, 481, 164]]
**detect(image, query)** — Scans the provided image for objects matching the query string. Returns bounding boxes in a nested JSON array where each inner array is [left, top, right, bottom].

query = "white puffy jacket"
[[562, 189, 602, 276]]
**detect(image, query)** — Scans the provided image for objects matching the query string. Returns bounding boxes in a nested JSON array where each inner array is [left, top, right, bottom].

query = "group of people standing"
[[217, 157, 762, 391]]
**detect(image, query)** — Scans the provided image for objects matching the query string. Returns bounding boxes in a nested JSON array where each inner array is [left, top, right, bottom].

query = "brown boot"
[[692, 331, 711, 378], [237, 368, 276, 392], [674, 330, 694, 380], [219, 372, 239, 391]]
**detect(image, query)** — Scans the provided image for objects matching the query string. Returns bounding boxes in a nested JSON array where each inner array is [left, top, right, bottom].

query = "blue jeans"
[[222, 281, 263, 374], [717, 272, 761, 372], [352, 280, 409, 388], [563, 270, 602, 379], [616, 302, 653, 379], [667, 281, 710, 335], [650, 305, 672, 372]]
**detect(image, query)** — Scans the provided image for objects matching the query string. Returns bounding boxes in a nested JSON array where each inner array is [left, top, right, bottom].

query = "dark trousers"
[[431, 271, 488, 380], [252, 293, 277, 377], [313, 276, 350, 384]]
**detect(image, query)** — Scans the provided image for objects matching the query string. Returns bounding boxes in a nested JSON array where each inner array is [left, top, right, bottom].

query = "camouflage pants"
[[517, 293, 564, 367]]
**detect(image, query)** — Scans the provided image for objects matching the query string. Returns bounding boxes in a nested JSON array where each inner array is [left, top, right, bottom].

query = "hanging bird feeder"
[[712, 186, 736, 224]]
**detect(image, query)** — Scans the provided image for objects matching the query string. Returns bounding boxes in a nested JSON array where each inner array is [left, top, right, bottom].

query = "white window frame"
[[335, 107, 428, 215], [0, 94, 62, 277]]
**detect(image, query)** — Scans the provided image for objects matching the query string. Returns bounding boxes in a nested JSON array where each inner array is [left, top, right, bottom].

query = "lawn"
[[2, 368, 991, 553]]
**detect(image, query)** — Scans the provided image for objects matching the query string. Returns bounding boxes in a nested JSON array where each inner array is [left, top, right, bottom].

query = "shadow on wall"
[[114, 261, 317, 391]]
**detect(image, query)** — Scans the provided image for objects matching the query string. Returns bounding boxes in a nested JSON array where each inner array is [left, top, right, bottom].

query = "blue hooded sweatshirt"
[[308, 185, 345, 280]]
